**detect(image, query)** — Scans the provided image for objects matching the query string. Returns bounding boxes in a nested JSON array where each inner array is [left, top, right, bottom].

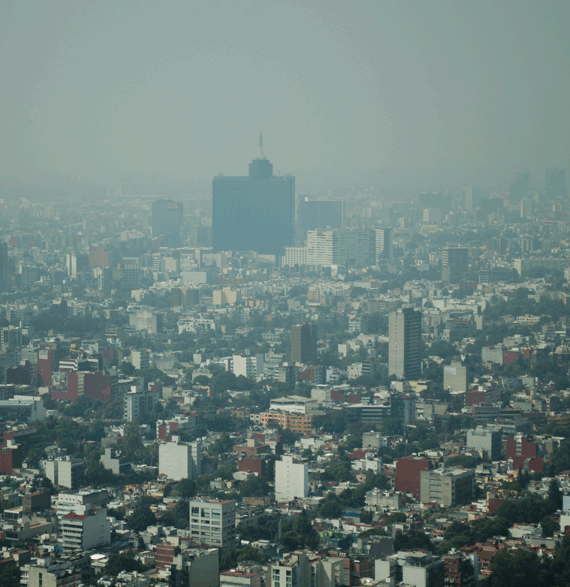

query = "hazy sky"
[[1, 0, 569, 191]]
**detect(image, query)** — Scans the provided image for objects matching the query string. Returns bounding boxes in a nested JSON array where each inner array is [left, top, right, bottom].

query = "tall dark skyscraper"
[[0, 243, 8, 292], [509, 172, 530, 202], [545, 168, 567, 201], [291, 322, 318, 364], [152, 199, 183, 248], [212, 135, 294, 256]]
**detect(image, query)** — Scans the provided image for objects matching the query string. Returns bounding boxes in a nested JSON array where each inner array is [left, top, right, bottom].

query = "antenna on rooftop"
[[257, 130, 266, 159]]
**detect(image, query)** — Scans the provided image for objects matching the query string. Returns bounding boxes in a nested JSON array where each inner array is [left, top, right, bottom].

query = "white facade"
[[275, 455, 309, 502], [61, 504, 111, 550], [307, 228, 375, 268], [269, 396, 316, 414], [232, 355, 258, 379], [43, 456, 84, 489], [0, 396, 46, 422], [159, 437, 202, 481], [131, 350, 150, 371], [375, 228, 393, 261], [189, 499, 236, 552], [281, 247, 308, 267], [56, 489, 108, 520]]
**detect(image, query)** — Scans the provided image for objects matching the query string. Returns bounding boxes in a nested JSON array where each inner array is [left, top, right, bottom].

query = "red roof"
[[62, 512, 88, 520]]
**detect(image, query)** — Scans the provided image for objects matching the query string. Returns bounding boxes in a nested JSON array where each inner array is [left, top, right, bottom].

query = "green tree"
[[104, 551, 146, 576], [25, 447, 45, 468], [160, 499, 190, 529], [548, 478, 563, 511], [176, 478, 197, 499], [394, 530, 434, 552], [0, 564, 20, 587], [281, 515, 320, 551], [127, 505, 156, 532], [487, 549, 553, 587], [239, 476, 270, 498], [208, 433, 234, 456], [220, 545, 263, 571], [318, 495, 343, 519]]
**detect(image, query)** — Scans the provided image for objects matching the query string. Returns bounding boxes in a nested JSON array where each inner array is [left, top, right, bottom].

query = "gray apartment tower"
[[389, 308, 422, 380], [0, 242, 8, 292], [212, 136, 294, 256]]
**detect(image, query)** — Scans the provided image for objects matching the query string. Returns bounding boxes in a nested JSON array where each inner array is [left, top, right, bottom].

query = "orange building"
[[259, 411, 314, 434]]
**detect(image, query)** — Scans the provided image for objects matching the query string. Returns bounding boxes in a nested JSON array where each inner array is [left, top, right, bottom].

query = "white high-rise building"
[[232, 354, 264, 379], [42, 456, 85, 489], [189, 498, 236, 552], [61, 503, 111, 550], [131, 349, 150, 371], [281, 247, 308, 267], [275, 455, 309, 502], [159, 437, 202, 481], [307, 228, 375, 268], [374, 228, 393, 261]]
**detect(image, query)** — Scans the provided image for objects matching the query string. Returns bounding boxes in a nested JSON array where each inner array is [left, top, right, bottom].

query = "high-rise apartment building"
[[388, 308, 422, 380], [123, 387, 160, 422], [43, 456, 85, 489], [212, 137, 294, 256], [374, 227, 393, 261], [442, 244, 469, 282], [466, 426, 502, 461], [159, 437, 202, 481], [306, 227, 376, 268], [131, 349, 150, 371], [66, 254, 89, 278], [291, 322, 318, 364], [545, 168, 567, 201], [152, 199, 183, 248], [0, 242, 8, 292], [1, 326, 22, 353], [275, 455, 309, 502], [61, 504, 111, 550], [189, 499, 236, 552]]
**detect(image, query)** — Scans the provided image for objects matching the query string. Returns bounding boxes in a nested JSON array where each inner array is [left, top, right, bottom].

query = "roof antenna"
[[257, 131, 266, 159]]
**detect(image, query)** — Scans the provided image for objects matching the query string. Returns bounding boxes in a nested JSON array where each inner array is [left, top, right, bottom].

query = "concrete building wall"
[[275, 455, 308, 502], [159, 438, 201, 481]]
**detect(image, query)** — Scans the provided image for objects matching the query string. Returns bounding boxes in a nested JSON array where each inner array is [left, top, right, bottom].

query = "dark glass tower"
[[545, 168, 567, 201], [291, 322, 318, 364], [212, 136, 294, 256], [152, 199, 183, 247]]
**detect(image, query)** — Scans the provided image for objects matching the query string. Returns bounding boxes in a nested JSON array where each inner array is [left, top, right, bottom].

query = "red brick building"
[[395, 456, 431, 499]]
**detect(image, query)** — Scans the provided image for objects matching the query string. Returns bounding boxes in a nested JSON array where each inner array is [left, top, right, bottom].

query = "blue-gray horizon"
[[1, 0, 569, 192]]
